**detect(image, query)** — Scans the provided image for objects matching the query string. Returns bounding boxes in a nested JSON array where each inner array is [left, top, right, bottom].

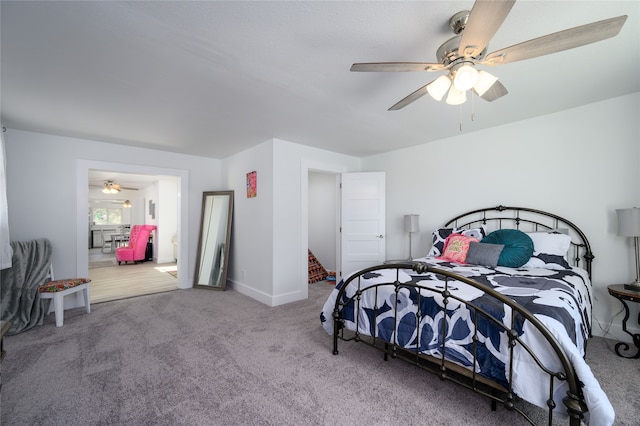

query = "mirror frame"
[[193, 190, 234, 290]]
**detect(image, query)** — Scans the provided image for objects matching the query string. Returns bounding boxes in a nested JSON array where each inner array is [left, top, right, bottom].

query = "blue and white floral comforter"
[[320, 257, 614, 426]]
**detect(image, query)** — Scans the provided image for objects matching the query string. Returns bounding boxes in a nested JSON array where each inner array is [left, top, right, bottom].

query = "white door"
[[340, 172, 385, 278]]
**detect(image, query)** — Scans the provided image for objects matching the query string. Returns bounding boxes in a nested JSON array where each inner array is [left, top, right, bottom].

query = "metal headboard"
[[443, 205, 594, 279]]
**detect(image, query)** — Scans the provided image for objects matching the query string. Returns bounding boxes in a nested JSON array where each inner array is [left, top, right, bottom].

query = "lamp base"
[[623, 235, 640, 292], [624, 281, 640, 292]]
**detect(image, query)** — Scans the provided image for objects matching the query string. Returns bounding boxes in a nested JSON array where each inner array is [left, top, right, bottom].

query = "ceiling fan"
[[89, 180, 139, 194], [351, 0, 627, 110]]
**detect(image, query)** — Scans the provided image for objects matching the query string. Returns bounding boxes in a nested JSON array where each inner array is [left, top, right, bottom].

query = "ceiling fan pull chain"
[[471, 90, 476, 122], [459, 105, 463, 132]]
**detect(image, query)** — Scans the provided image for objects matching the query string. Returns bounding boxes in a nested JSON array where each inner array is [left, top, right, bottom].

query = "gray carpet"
[[1, 282, 638, 425]]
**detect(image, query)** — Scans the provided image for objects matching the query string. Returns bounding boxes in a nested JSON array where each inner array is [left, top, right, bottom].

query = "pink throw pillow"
[[437, 233, 479, 263]]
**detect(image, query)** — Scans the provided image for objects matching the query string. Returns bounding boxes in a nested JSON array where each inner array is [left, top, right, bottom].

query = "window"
[[93, 208, 122, 225]]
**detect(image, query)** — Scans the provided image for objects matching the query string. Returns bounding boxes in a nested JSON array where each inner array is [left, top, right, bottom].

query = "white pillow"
[[522, 231, 572, 269], [527, 232, 571, 256]]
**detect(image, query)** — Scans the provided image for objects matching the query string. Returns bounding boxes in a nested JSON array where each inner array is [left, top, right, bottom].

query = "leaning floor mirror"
[[194, 190, 234, 290]]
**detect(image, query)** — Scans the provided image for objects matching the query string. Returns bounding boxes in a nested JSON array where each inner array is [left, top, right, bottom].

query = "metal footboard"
[[332, 262, 588, 426]]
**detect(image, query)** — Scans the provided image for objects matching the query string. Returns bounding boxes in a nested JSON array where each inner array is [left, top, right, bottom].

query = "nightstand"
[[607, 284, 640, 359]]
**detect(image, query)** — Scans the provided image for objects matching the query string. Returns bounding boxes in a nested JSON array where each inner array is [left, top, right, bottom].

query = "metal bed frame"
[[331, 205, 595, 426], [444, 205, 594, 279]]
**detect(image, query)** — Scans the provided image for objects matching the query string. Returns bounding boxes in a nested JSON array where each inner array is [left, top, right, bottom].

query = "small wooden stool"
[[39, 277, 91, 327]]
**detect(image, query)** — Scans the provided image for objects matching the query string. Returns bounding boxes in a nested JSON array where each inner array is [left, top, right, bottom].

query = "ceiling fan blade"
[[388, 83, 430, 110], [474, 80, 508, 102], [458, 0, 516, 58], [482, 15, 627, 66], [351, 62, 445, 72]]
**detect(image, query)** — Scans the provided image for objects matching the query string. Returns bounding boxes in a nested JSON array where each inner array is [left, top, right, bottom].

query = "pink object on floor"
[[115, 224, 156, 264]]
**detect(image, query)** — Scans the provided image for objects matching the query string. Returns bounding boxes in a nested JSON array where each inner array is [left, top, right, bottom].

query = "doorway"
[[76, 160, 189, 301], [87, 169, 179, 303], [308, 171, 338, 281], [303, 169, 387, 292]]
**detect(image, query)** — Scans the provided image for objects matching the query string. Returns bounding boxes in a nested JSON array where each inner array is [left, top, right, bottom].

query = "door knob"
[[377, 234, 384, 239]]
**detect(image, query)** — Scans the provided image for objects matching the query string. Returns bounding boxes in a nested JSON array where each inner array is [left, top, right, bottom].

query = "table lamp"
[[404, 214, 420, 260], [617, 207, 640, 291]]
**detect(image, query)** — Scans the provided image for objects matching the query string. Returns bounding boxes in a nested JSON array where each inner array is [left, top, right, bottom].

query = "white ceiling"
[[87, 170, 172, 193], [2, 1, 639, 159]]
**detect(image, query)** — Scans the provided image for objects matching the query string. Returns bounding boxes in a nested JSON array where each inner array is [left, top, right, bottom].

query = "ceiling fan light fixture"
[[426, 75, 452, 101], [473, 70, 499, 96], [349, 3, 627, 112], [123, 200, 132, 208], [102, 182, 120, 194], [445, 85, 467, 105], [452, 63, 478, 91]]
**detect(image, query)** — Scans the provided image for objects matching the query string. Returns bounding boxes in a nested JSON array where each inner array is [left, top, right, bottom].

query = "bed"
[[320, 205, 612, 426]]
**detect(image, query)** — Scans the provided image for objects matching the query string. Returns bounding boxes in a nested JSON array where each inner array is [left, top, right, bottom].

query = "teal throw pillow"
[[481, 229, 534, 268]]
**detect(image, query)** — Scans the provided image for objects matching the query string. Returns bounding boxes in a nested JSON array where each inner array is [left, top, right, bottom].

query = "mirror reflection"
[[194, 191, 233, 290]]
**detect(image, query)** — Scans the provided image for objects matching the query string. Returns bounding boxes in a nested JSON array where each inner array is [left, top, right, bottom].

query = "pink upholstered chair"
[[115, 225, 156, 265]]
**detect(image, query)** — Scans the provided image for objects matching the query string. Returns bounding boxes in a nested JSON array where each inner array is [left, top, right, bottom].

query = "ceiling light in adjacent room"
[[102, 181, 120, 194], [123, 200, 132, 208]]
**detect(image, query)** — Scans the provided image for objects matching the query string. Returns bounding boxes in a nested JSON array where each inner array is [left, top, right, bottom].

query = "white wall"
[[137, 178, 179, 264], [223, 138, 360, 306], [222, 140, 274, 304], [4, 129, 222, 296], [274, 140, 360, 305], [156, 178, 179, 263], [4, 94, 639, 338], [140, 182, 159, 260], [363, 93, 640, 340]]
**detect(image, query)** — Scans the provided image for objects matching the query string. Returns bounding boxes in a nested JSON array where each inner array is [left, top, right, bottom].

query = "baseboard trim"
[[271, 289, 306, 306], [228, 280, 273, 305], [591, 321, 639, 343], [228, 280, 306, 307]]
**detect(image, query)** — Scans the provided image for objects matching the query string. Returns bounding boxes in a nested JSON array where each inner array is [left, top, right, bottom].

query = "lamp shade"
[[453, 64, 478, 91], [617, 207, 640, 237], [473, 70, 499, 96], [404, 214, 420, 233], [427, 75, 452, 101], [445, 85, 466, 105]]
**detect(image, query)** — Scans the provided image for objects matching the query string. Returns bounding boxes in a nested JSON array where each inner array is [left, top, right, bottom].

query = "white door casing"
[[340, 172, 385, 278]]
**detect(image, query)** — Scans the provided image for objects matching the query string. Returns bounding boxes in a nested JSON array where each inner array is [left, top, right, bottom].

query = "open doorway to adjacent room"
[[307, 170, 339, 286], [304, 169, 386, 297], [81, 164, 184, 303]]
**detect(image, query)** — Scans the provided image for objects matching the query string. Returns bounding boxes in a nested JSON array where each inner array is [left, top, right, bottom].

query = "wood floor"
[[89, 248, 178, 304]]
